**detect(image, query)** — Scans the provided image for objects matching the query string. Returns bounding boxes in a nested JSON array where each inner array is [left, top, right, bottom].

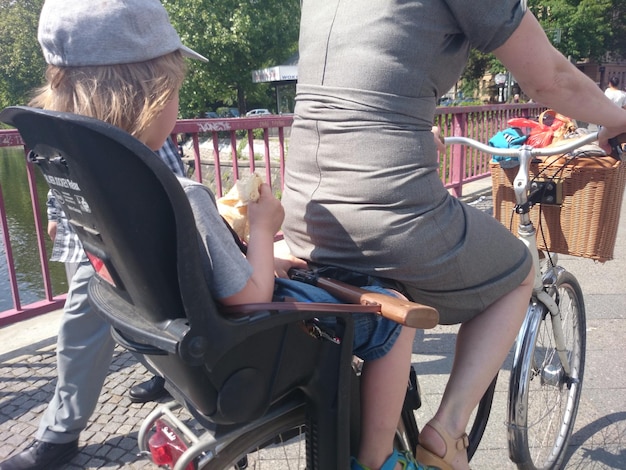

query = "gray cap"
[[38, 0, 208, 66]]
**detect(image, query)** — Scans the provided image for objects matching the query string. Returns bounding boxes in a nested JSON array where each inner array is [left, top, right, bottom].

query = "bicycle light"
[[148, 418, 196, 470]]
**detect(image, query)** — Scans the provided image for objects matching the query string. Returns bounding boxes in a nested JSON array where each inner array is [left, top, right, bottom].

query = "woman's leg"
[[357, 325, 416, 470], [418, 269, 534, 469]]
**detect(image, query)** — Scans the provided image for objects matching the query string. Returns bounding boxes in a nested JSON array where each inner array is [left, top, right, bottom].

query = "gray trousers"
[[36, 259, 116, 444]]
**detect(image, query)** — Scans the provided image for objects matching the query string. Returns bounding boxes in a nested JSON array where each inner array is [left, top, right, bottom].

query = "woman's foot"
[[415, 419, 469, 470]]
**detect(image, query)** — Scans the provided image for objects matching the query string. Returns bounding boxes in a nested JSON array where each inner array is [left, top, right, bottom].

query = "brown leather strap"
[[222, 301, 381, 318]]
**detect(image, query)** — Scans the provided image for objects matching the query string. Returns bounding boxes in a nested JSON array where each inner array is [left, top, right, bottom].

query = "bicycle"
[[0, 106, 497, 470], [446, 130, 624, 470], [5, 106, 618, 470]]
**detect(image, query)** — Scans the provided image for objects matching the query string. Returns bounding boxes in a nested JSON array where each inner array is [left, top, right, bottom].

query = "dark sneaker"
[[128, 375, 170, 403], [0, 439, 79, 470]]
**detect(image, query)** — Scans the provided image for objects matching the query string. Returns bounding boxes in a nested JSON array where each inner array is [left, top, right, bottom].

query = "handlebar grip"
[[608, 132, 626, 145], [315, 277, 439, 329], [608, 132, 626, 159]]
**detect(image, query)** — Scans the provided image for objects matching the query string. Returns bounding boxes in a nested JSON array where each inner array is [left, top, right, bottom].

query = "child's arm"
[[219, 184, 284, 306]]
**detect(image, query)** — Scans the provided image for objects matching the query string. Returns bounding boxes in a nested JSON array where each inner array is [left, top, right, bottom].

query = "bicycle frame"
[[447, 132, 599, 469], [514, 136, 597, 370], [514, 145, 571, 376]]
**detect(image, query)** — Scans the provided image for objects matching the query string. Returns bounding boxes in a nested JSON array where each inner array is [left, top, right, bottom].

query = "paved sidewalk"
[[0, 325, 164, 469], [0, 180, 625, 469]]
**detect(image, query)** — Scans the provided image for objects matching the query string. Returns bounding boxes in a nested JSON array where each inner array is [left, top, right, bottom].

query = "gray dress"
[[282, 0, 532, 324]]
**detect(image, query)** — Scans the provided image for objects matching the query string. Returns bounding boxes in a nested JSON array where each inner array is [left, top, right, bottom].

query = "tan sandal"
[[415, 419, 469, 470]]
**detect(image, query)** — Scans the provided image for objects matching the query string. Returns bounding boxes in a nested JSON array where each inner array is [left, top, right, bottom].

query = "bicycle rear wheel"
[[201, 385, 420, 470], [403, 373, 496, 461], [200, 402, 308, 470], [508, 271, 586, 470]]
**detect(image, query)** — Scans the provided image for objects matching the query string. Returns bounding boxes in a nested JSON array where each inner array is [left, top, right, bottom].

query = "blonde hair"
[[29, 51, 186, 140]]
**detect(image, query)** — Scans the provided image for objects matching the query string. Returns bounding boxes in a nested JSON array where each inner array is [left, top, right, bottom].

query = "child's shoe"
[[351, 449, 427, 470]]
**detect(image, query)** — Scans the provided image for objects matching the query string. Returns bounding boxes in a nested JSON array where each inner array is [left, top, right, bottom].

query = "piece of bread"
[[217, 172, 263, 241]]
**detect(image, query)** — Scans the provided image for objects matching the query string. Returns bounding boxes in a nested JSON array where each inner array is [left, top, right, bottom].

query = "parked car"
[[217, 107, 240, 118], [204, 111, 219, 118], [245, 108, 272, 116]]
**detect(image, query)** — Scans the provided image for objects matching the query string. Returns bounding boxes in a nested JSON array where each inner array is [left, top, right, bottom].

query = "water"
[[0, 147, 67, 312]]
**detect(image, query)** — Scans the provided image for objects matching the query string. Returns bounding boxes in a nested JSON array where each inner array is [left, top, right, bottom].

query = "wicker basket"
[[491, 159, 626, 262]]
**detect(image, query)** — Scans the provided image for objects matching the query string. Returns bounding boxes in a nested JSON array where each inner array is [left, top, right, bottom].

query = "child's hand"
[[47, 221, 58, 241], [226, 184, 284, 305], [247, 183, 284, 236]]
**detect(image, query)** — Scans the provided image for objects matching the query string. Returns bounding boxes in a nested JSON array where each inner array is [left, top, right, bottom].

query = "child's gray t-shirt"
[[178, 177, 252, 300]]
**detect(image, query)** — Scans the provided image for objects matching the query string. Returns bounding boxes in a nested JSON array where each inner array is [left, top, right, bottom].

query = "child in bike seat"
[[1, 2, 306, 470], [31, 0, 297, 309], [18, 5, 434, 470]]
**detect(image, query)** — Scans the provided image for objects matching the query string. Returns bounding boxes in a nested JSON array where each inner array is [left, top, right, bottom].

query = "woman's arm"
[[493, 11, 626, 145]]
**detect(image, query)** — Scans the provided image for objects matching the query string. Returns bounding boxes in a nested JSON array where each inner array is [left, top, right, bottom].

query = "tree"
[[163, 0, 300, 117], [0, 0, 300, 119], [460, 49, 502, 98], [0, 0, 46, 113], [528, 0, 613, 61], [608, 0, 626, 59], [460, 0, 618, 99]]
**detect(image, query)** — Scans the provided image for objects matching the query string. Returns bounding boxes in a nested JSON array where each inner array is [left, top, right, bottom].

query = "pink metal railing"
[[1, 131, 68, 325], [435, 103, 545, 196], [0, 104, 546, 325]]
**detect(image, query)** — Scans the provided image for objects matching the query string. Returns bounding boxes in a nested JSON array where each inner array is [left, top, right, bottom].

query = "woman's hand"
[[597, 127, 626, 154], [432, 126, 446, 153], [223, 184, 285, 305], [273, 238, 308, 278]]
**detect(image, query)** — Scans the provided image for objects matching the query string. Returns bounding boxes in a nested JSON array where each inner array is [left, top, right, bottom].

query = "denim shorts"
[[273, 277, 402, 361]]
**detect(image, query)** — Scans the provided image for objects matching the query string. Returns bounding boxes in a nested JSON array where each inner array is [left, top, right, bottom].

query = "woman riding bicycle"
[[278, 1, 626, 469]]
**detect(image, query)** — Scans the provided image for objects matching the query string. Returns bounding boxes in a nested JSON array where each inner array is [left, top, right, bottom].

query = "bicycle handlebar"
[[444, 132, 600, 157]]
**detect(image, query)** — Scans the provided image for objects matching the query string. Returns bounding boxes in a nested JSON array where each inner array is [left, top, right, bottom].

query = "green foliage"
[[461, 48, 512, 102], [460, 1, 621, 98], [608, 0, 626, 58], [252, 128, 264, 140], [0, 0, 46, 110], [163, 0, 300, 118], [528, 0, 613, 61], [460, 49, 502, 97]]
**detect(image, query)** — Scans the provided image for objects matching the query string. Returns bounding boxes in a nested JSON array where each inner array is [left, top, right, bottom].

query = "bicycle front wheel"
[[508, 271, 586, 470]]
